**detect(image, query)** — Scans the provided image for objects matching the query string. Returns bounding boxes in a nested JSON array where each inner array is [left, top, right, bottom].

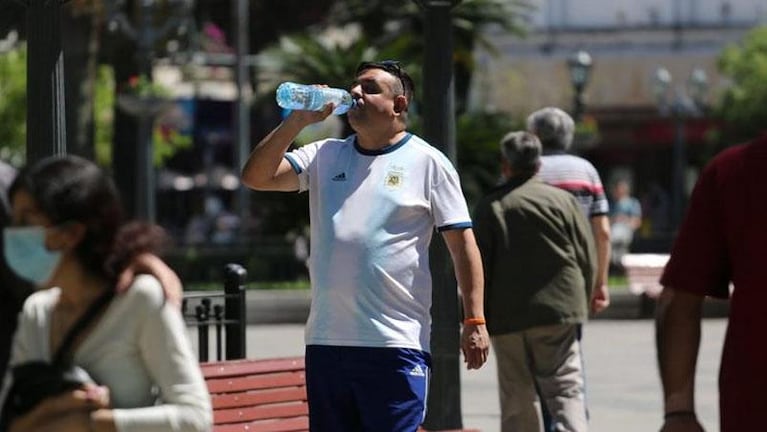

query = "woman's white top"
[[4, 275, 212, 432]]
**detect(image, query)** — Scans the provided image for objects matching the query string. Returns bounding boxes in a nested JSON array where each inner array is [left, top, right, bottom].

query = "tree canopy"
[[717, 25, 767, 141], [0, 44, 26, 166]]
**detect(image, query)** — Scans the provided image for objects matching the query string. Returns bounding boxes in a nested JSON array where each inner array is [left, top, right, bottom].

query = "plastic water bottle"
[[275, 82, 354, 115]]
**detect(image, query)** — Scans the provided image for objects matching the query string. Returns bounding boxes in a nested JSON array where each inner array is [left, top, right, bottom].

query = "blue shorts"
[[305, 345, 431, 432]]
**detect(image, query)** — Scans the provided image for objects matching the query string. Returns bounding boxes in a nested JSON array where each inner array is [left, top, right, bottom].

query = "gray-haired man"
[[527, 107, 611, 314], [474, 131, 596, 432]]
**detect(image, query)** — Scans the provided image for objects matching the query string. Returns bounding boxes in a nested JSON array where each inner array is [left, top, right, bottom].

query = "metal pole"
[[671, 116, 686, 231], [416, 1, 463, 430], [135, 2, 156, 223], [26, 0, 67, 163], [233, 0, 251, 224], [136, 113, 155, 222], [573, 84, 584, 122]]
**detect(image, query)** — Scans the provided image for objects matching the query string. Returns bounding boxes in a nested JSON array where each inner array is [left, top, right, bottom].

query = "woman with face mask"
[[0, 155, 212, 432]]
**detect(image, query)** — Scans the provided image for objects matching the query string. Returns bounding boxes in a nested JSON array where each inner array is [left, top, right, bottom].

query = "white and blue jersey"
[[284, 132, 472, 352]]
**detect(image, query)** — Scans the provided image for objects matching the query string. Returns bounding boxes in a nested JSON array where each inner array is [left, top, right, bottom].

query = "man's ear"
[[393, 95, 408, 114]]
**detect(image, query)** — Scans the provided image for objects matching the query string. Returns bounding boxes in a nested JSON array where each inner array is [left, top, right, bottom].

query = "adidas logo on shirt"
[[332, 172, 347, 181], [409, 365, 426, 377]]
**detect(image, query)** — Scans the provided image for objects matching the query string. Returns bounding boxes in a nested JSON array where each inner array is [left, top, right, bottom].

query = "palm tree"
[[261, 35, 391, 137], [263, 35, 372, 90], [325, 0, 534, 113]]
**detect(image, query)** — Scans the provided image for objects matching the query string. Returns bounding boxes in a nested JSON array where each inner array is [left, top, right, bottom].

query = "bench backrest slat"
[[211, 387, 307, 409], [206, 371, 306, 393], [211, 416, 309, 432], [201, 358, 305, 378], [214, 401, 309, 424]]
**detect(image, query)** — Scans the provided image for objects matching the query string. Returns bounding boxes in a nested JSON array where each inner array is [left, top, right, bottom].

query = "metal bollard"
[[224, 263, 247, 359]]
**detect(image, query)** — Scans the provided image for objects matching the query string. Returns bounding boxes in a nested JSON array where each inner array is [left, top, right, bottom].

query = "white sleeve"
[[112, 278, 212, 432], [284, 141, 322, 193], [430, 157, 472, 230]]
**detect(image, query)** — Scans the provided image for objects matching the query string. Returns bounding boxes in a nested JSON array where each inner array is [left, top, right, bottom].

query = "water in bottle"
[[276, 82, 354, 115]]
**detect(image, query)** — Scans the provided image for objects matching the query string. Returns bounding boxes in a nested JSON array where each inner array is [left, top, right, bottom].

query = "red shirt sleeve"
[[660, 160, 731, 299]]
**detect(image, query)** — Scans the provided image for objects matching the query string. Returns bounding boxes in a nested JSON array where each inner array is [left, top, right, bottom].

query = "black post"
[[416, 1, 463, 430], [572, 84, 585, 122], [671, 116, 686, 231], [135, 2, 157, 223], [26, 0, 67, 163], [224, 263, 247, 360], [233, 0, 251, 223]]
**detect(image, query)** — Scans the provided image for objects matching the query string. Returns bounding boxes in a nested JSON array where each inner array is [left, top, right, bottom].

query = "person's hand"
[[116, 252, 183, 308], [286, 102, 334, 127], [460, 323, 490, 370], [591, 283, 610, 314], [81, 383, 111, 409], [659, 414, 704, 432], [9, 385, 109, 432]]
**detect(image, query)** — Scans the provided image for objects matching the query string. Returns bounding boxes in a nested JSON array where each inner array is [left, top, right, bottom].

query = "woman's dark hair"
[[9, 155, 168, 284]]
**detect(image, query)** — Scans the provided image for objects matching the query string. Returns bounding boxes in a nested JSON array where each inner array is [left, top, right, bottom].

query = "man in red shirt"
[[656, 134, 767, 431]]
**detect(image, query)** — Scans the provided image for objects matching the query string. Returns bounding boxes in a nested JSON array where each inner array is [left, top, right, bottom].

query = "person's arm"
[[629, 198, 643, 230], [110, 276, 212, 432], [589, 214, 611, 314], [241, 107, 332, 192], [441, 228, 489, 370], [572, 202, 597, 303], [656, 287, 705, 432], [116, 253, 182, 307]]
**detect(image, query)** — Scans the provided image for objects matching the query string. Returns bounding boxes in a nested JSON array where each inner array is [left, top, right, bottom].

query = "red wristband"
[[463, 317, 486, 326]]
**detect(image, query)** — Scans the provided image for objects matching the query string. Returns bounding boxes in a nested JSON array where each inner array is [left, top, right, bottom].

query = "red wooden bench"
[[201, 357, 309, 432], [201, 356, 479, 432]]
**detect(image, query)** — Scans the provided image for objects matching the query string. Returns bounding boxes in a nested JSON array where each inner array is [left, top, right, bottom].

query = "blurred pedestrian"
[[474, 131, 596, 432], [656, 134, 767, 431], [527, 107, 610, 314], [609, 179, 642, 267], [241, 60, 489, 432], [0, 155, 183, 388], [0, 155, 211, 432]]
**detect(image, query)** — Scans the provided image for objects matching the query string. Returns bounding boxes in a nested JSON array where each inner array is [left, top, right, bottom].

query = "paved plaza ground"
[[205, 318, 726, 432]]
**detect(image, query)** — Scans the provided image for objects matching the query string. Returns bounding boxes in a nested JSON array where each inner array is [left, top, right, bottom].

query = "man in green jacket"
[[473, 131, 596, 432]]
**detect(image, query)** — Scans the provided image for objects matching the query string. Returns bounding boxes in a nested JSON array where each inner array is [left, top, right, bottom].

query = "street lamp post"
[[567, 50, 593, 122], [105, 0, 193, 222], [653, 66, 708, 231]]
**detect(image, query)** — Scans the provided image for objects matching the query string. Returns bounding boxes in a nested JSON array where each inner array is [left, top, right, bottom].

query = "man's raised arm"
[[241, 106, 332, 191]]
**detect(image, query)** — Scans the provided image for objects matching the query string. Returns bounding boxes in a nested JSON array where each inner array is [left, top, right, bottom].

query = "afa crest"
[[384, 171, 403, 189]]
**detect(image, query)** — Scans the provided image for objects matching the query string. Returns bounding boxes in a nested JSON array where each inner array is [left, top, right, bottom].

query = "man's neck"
[[355, 128, 408, 151]]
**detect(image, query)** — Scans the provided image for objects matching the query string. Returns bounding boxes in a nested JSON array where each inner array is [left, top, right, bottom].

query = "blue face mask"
[[3, 226, 62, 287]]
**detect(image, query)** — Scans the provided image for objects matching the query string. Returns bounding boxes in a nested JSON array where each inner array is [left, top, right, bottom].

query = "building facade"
[[471, 0, 765, 249]]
